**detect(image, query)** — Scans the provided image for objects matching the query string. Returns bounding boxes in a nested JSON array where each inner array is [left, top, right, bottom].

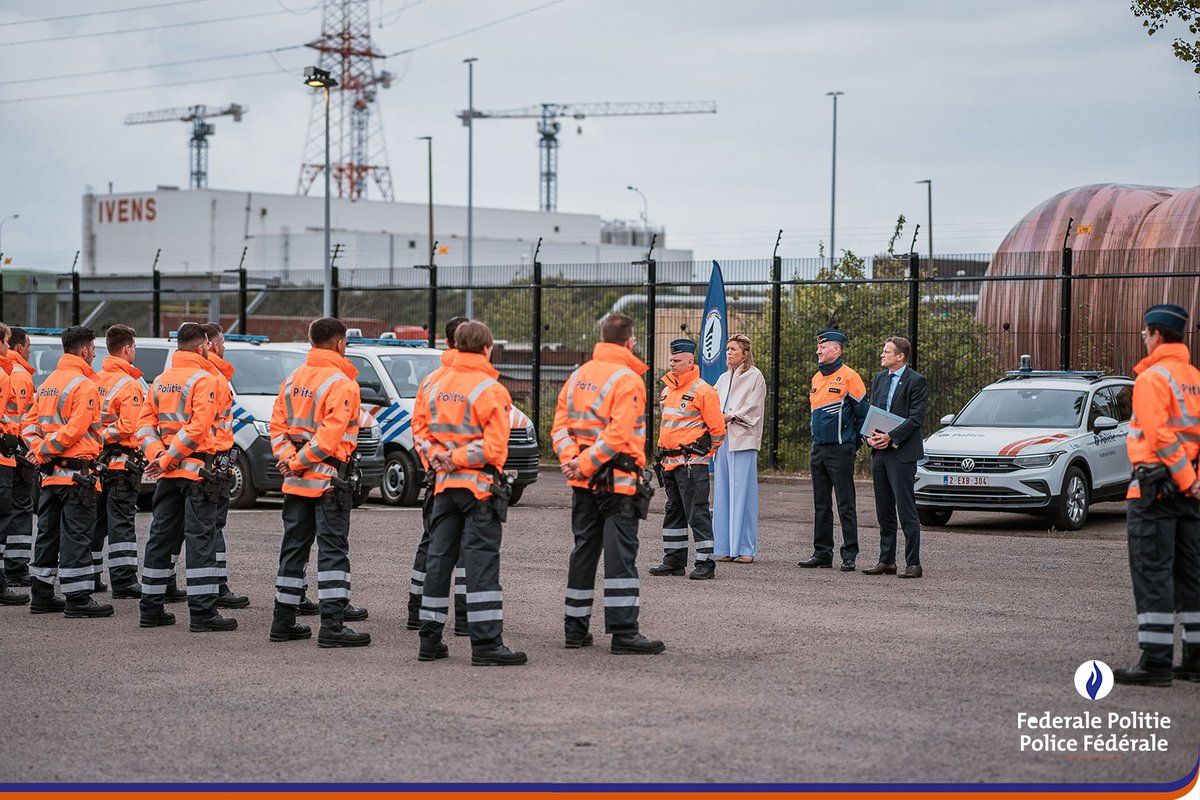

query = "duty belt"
[[44, 456, 94, 472]]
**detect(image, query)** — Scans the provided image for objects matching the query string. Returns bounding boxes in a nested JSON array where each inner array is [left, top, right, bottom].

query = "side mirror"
[[940, 414, 955, 426], [359, 384, 386, 404], [1093, 415, 1119, 432]]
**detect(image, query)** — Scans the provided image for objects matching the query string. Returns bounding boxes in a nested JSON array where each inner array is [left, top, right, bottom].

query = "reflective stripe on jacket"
[[137, 350, 220, 481], [551, 342, 648, 494], [657, 364, 725, 471], [21, 353, 102, 486], [269, 347, 361, 498], [412, 349, 457, 470], [809, 363, 867, 445], [1127, 342, 1200, 499], [420, 351, 511, 500], [98, 355, 146, 471], [206, 353, 236, 453]]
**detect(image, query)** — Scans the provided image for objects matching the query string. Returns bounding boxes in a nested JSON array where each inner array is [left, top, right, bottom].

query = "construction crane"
[[124, 103, 248, 190], [457, 101, 717, 212]]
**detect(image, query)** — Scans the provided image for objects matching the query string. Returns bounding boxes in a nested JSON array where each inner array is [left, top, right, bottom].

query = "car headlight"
[[526, 425, 536, 444], [252, 420, 271, 438], [364, 425, 380, 441], [1014, 451, 1062, 469]]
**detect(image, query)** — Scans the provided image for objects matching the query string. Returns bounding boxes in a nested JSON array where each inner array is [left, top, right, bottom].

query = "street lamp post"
[[0, 214, 19, 256], [304, 66, 338, 318], [464, 57, 478, 320], [626, 185, 648, 241], [826, 91, 843, 269], [417, 136, 436, 347], [916, 179, 933, 267]]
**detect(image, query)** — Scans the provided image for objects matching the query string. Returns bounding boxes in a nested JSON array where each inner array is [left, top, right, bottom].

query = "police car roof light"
[[22, 327, 66, 336], [167, 330, 269, 344], [346, 337, 427, 347], [1000, 369, 1107, 382]]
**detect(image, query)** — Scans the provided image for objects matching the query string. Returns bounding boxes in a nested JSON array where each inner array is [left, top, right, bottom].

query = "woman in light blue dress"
[[712, 334, 767, 562]]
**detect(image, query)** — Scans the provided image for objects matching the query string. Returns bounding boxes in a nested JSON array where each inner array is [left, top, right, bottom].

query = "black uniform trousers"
[[90, 470, 140, 588], [870, 452, 921, 566], [810, 442, 859, 563], [0, 461, 36, 580], [0, 465, 13, 588], [565, 487, 641, 638], [169, 468, 232, 592], [659, 463, 714, 568], [30, 482, 97, 600], [420, 488, 505, 650], [408, 485, 468, 624], [1127, 495, 1200, 667], [139, 477, 220, 619], [273, 492, 351, 628]]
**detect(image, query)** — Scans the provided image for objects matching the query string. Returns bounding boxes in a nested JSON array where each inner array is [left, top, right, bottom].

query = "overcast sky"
[[1, 0, 1197, 270]]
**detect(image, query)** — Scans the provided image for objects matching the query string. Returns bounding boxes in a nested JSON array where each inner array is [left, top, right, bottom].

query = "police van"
[[914, 359, 1134, 531], [342, 339, 540, 506], [24, 331, 386, 509]]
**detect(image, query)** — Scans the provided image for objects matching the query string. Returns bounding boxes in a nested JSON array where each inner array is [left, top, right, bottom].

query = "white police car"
[[914, 360, 1133, 531]]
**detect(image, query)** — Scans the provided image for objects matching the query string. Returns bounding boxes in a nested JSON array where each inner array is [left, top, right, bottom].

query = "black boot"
[[344, 604, 369, 622], [214, 585, 250, 609], [612, 632, 666, 655], [1114, 654, 1172, 687], [1175, 648, 1200, 683], [564, 631, 593, 649], [688, 563, 715, 580], [29, 593, 66, 614], [139, 610, 176, 627], [0, 587, 29, 605], [318, 625, 371, 648], [649, 562, 685, 577], [64, 597, 115, 618], [296, 595, 319, 616], [270, 621, 312, 642], [111, 584, 142, 599], [189, 614, 238, 632], [418, 636, 449, 661], [471, 644, 528, 666]]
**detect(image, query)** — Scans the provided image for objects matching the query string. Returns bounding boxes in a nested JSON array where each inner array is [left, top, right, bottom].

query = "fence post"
[[0, 270, 5, 325], [636, 235, 658, 464], [331, 265, 340, 320], [1060, 219, 1073, 371], [908, 251, 920, 369], [768, 230, 782, 470], [531, 237, 543, 442], [427, 242, 437, 347], [238, 267, 248, 336], [71, 272, 80, 326], [152, 267, 162, 337]]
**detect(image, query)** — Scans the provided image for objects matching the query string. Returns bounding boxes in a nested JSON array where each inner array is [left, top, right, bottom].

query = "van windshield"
[[223, 349, 307, 395], [378, 354, 442, 398]]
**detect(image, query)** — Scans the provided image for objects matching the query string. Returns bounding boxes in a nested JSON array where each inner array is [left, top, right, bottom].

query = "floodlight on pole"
[[626, 185, 648, 231], [304, 66, 338, 317], [464, 57, 478, 320], [916, 179, 933, 265], [0, 214, 18, 256]]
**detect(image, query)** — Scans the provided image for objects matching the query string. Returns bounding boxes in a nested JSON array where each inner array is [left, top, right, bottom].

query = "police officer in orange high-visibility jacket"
[[136, 322, 235, 633], [91, 324, 145, 599], [268, 317, 370, 649], [0, 322, 27, 606], [22, 325, 112, 618], [416, 320, 526, 666], [1114, 304, 1200, 687], [197, 323, 252, 610], [798, 328, 868, 572], [649, 338, 726, 581], [552, 313, 665, 655], [0, 326, 38, 588], [407, 315, 470, 633]]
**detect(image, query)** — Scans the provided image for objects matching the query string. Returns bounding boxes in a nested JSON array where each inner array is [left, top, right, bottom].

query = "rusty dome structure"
[[977, 183, 1200, 374]]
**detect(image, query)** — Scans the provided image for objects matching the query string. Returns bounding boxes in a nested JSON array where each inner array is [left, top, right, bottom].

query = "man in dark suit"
[[863, 336, 928, 579]]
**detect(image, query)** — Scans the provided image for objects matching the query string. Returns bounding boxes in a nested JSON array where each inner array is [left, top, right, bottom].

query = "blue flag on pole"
[[700, 260, 727, 387]]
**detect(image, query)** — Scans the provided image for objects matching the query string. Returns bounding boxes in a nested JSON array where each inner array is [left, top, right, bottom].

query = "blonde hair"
[[728, 333, 753, 374]]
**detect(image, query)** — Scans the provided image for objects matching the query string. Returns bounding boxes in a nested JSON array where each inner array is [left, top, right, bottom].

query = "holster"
[[681, 431, 713, 458], [0, 433, 19, 458], [324, 452, 360, 512], [482, 465, 514, 523], [1135, 463, 1183, 502]]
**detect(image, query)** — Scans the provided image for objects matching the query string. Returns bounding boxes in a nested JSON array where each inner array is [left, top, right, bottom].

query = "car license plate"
[[504, 469, 518, 479], [943, 474, 989, 486]]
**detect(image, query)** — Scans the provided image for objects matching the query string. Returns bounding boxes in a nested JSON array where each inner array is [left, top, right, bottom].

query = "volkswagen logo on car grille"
[[960, 458, 976, 472]]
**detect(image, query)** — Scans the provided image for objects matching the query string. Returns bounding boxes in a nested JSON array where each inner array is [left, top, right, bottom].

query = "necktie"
[[886, 373, 898, 412]]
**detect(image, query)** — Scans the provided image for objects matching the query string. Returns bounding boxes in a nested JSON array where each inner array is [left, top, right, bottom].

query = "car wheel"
[[229, 449, 260, 510], [352, 484, 370, 508], [1049, 465, 1090, 531], [917, 508, 952, 526], [508, 483, 525, 506], [381, 449, 421, 506]]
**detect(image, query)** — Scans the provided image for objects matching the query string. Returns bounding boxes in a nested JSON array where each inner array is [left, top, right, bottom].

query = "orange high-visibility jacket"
[[412, 349, 457, 470], [0, 354, 13, 468], [1127, 342, 1200, 499], [551, 342, 648, 495], [269, 347, 361, 498], [137, 350, 220, 481], [206, 353, 236, 453], [97, 355, 146, 472], [21, 353, 102, 486], [8, 352, 36, 426], [657, 364, 725, 471], [419, 351, 511, 500]]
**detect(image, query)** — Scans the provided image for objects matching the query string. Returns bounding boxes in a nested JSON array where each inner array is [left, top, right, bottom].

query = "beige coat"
[[713, 365, 766, 452]]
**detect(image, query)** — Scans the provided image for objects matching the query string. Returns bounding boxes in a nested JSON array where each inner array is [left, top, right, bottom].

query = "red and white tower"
[[297, 0, 394, 201]]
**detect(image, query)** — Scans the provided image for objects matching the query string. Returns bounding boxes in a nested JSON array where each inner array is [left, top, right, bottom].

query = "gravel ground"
[[2, 475, 1197, 787]]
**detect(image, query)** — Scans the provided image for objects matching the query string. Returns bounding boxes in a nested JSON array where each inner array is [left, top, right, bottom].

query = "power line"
[[0, 0, 214, 26], [0, 7, 318, 47], [387, 0, 570, 56], [0, 45, 304, 86]]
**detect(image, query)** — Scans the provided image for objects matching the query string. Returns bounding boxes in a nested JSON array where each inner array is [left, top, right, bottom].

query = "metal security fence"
[[7, 245, 1200, 473]]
